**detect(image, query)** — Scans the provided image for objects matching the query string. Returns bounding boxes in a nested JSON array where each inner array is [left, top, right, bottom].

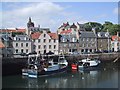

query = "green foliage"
[[84, 22, 103, 32], [83, 21, 120, 35], [84, 24, 92, 31], [12, 32, 24, 37]]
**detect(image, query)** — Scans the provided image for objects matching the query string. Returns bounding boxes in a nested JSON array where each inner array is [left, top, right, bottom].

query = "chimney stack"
[[117, 32, 119, 37]]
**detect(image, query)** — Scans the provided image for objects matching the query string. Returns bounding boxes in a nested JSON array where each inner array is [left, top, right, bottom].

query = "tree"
[[84, 24, 92, 31], [84, 22, 102, 32]]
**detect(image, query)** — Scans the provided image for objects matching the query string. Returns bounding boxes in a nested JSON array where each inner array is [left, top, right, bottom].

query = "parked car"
[[94, 51, 102, 53]]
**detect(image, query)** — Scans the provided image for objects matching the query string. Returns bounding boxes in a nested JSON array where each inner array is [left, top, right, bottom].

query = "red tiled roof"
[[60, 29, 72, 34], [0, 42, 5, 48], [111, 35, 120, 41], [0, 28, 26, 33], [31, 32, 58, 40], [31, 32, 41, 39], [48, 33, 58, 39]]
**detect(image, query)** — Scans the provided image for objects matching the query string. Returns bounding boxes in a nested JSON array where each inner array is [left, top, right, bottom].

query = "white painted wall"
[[34, 31, 59, 55]]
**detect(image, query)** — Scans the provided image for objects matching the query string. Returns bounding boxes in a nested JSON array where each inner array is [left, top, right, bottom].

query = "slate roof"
[[70, 23, 77, 28], [79, 31, 96, 38], [97, 32, 110, 38], [14, 35, 31, 41]]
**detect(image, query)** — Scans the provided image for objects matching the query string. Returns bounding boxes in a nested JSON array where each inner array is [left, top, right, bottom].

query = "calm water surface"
[[3, 64, 119, 88]]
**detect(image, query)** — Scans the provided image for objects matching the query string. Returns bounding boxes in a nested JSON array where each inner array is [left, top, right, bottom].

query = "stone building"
[[1, 34, 13, 57], [59, 29, 79, 54], [97, 32, 111, 52], [79, 31, 97, 53], [31, 31, 59, 55]]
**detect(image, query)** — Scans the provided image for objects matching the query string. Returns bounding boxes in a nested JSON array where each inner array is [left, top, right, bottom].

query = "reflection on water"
[[3, 67, 118, 88]]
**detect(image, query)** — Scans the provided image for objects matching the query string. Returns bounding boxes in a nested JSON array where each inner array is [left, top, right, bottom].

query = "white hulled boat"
[[78, 58, 101, 70]]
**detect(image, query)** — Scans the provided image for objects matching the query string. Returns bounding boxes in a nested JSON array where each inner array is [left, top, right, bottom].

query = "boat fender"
[[44, 68, 47, 71]]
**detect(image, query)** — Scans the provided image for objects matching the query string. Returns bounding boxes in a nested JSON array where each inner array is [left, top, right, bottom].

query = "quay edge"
[[2, 52, 120, 76]]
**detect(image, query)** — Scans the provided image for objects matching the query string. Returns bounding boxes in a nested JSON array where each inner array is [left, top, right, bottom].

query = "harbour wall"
[[2, 52, 120, 76]]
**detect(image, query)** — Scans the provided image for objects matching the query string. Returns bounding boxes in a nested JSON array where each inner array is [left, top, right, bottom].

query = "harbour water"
[[2, 63, 119, 89]]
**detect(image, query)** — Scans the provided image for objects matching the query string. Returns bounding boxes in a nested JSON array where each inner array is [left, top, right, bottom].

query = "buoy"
[[71, 64, 77, 70]]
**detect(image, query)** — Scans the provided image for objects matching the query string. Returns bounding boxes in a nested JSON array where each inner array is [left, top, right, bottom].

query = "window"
[[44, 45, 46, 49], [44, 39, 46, 43], [21, 43, 23, 47], [81, 49, 84, 52], [21, 49, 23, 53], [49, 39, 51, 42], [38, 39, 41, 42], [33, 39, 35, 42], [54, 39, 56, 43], [33, 45, 36, 49], [49, 45, 51, 49], [39, 51, 41, 54], [44, 34, 46, 37], [26, 49, 28, 53], [16, 43, 18, 47], [16, 49, 18, 53], [54, 45, 56, 49], [26, 43, 28, 47], [83, 38, 84, 41], [38, 45, 41, 49], [91, 38, 93, 41], [82, 43, 84, 47]]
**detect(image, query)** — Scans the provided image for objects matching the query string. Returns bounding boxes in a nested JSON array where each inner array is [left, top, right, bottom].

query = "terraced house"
[[111, 32, 120, 52], [31, 30, 59, 55], [58, 22, 82, 54], [79, 31, 97, 53], [96, 32, 111, 52], [13, 35, 33, 55]]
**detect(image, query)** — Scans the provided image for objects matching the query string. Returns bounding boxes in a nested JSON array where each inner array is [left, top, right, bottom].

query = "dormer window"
[[44, 34, 46, 37]]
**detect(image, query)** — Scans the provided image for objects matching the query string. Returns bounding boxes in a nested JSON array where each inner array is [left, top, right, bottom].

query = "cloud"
[[113, 7, 118, 14], [1, 2, 64, 31], [113, 7, 120, 15]]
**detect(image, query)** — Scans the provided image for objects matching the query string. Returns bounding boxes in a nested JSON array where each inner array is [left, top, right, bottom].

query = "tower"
[[27, 17, 34, 28], [26, 17, 34, 36]]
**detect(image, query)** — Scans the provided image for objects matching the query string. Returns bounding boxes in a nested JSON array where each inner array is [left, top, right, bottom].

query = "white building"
[[13, 35, 33, 54], [31, 31, 59, 55], [111, 33, 120, 52]]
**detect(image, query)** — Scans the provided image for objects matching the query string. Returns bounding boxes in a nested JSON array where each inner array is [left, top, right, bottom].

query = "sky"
[[0, 1, 119, 32]]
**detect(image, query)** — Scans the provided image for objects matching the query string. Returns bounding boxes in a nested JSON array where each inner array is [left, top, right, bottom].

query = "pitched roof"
[[111, 35, 120, 41], [60, 29, 72, 34], [0, 28, 26, 33], [31, 32, 58, 39], [97, 32, 109, 38], [31, 32, 41, 39], [0, 42, 5, 48], [80, 32, 96, 38], [48, 33, 58, 39], [70, 23, 77, 28]]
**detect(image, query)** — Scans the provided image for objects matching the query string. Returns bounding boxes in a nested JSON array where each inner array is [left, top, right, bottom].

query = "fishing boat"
[[78, 58, 101, 71], [22, 51, 68, 78]]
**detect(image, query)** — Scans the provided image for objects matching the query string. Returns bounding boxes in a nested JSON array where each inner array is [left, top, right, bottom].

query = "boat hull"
[[28, 66, 68, 78], [78, 64, 100, 71]]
